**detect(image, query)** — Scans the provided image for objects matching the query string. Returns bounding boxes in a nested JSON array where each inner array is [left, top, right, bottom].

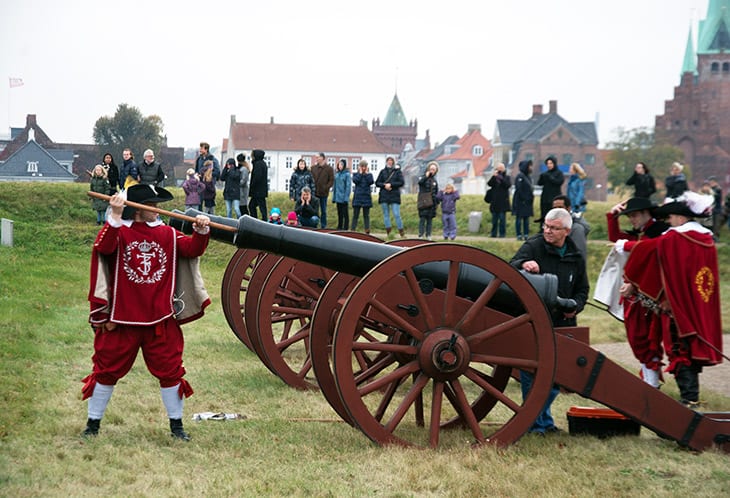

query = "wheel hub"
[[418, 329, 471, 381]]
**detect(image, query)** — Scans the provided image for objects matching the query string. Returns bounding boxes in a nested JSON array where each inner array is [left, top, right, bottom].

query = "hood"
[[252, 149, 265, 161], [518, 160, 532, 175]]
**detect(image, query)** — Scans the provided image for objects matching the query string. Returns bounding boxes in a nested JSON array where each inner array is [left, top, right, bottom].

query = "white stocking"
[[160, 384, 184, 419], [87, 383, 114, 420]]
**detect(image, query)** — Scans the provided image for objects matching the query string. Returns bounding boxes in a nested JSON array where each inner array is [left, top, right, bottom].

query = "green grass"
[[1, 182, 729, 497]]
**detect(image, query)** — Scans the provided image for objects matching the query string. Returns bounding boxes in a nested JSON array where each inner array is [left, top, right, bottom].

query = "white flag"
[[9, 78, 24, 88]]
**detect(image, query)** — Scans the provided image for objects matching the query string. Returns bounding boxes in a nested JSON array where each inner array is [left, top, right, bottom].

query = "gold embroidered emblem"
[[695, 266, 714, 303]]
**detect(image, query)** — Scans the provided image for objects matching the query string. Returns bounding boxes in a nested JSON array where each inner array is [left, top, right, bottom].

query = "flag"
[[9, 78, 24, 88]]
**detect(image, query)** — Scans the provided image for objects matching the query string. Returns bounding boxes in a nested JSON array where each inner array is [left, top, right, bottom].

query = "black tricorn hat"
[[122, 184, 173, 219], [653, 192, 713, 219], [621, 197, 656, 215]]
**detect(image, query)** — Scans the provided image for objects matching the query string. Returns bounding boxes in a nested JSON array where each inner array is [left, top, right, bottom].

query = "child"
[[200, 160, 217, 214], [436, 183, 460, 240], [286, 211, 299, 226], [269, 207, 283, 224], [181, 168, 205, 210], [90, 164, 111, 225]]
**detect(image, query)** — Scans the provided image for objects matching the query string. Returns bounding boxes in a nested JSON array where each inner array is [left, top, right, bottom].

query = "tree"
[[93, 104, 165, 165], [604, 127, 687, 197]]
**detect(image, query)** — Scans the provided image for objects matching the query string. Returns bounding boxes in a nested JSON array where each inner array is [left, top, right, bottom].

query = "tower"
[[372, 93, 418, 152]]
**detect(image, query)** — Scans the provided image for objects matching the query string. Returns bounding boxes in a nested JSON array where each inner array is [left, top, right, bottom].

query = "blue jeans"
[[520, 370, 560, 433], [316, 195, 328, 228], [380, 203, 403, 230], [300, 215, 320, 228], [225, 199, 241, 219], [515, 216, 530, 239], [491, 211, 506, 237], [442, 213, 457, 239]]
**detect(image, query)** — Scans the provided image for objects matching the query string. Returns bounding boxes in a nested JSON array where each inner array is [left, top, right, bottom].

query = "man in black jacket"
[[510, 208, 589, 435], [194, 142, 220, 181], [248, 149, 269, 221]]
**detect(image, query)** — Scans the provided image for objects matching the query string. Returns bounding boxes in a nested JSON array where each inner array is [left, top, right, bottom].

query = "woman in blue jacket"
[[332, 159, 352, 230]]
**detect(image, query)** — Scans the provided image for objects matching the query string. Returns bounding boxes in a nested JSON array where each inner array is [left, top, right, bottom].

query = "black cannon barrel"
[[172, 211, 570, 316]]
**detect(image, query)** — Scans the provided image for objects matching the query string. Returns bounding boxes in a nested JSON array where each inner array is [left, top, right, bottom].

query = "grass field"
[[1, 182, 729, 497]]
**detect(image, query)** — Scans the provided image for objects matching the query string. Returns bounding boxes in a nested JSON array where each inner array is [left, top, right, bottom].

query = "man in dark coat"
[[486, 162, 511, 237], [512, 159, 534, 240], [194, 142, 220, 181], [311, 152, 334, 228], [510, 208, 589, 435], [375, 157, 406, 237], [537, 155, 565, 223], [248, 149, 269, 221]]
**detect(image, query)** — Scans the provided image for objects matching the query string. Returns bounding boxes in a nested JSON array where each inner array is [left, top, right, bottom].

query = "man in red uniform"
[[623, 192, 722, 406], [604, 197, 668, 387], [83, 184, 211, 440]]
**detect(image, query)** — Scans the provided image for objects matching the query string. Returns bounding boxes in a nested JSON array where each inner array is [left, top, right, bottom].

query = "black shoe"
[[169, 418, 190, 441], [83, 418, 100, 437], [545, 426, 563, 434]]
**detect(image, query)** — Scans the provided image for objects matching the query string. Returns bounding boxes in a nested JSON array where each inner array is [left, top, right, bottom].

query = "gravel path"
[[592, 335, 730, 398]]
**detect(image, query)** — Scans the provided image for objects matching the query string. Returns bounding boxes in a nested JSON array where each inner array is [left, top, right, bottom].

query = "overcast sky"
[[0, 0, 709, 152]]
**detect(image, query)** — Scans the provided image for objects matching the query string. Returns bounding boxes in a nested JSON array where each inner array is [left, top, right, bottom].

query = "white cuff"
[[615, 239, 627, 253]]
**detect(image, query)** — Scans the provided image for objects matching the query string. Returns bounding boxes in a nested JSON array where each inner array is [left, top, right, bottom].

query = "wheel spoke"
[[281, 270, 322, 298], [384, 373, 429, 432], [354, 353, 397, 385], [449, 379, 485, 443], [466, 314, 532, 348], [464, 368, 521, 413], [358, 361, 420, 397], [429, 381, 445, 448], [352, 342, 417, 355], [366, 298, 425, 341], [402, 266, 437, 330], [296, 354, 312, 379], [456, 277, 503, 330], [275, 326, 310, 352], [471, 353, 538, 370], [442, 259, 461, 326], [373, 378, 401, 422]]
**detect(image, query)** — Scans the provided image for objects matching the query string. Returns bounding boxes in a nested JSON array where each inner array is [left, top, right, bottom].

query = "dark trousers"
[[351, 206, 370, 231], [336, 203, 349, 230], [249, 197, 268, 221]]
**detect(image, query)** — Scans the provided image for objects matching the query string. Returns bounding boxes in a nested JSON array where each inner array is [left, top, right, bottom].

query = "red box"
[[567, 406, 641, 438]]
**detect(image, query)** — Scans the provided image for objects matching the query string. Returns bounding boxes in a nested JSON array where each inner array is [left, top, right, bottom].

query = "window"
[[472, 145, 483, 156], [525, 153, 534, 163], [370, 159, 378, 172], [723, 62, 730, 72], [27, 161, 38, 173], [327, 157, 336, 167], [562, 154, 572, 165], [351, 157, 360, 171], [712, 62, 720, 73], [264, 156, 271, 167], [305, 157, 311, 167], [285, 179, 290, 191], [584, 153, 595, 165], [285, 156, 293, 169]]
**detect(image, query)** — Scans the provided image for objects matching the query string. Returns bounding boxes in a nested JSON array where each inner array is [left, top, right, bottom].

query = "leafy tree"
[[93, 104, 165, 164], [605, 127, 686, 197]]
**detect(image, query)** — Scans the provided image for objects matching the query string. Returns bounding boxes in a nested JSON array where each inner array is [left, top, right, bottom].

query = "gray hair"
[[301, 186, 312, 194], [545, 208, 572, 230]]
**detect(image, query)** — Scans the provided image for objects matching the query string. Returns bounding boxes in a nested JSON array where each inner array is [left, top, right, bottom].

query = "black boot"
[[83, 418, 100, 437], [675, 364, 700, 406], [170, 418, 190, 441]]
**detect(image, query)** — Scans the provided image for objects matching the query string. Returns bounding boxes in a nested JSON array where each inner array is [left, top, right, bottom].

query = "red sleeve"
[[176, 229, 209, 258], [606, 212, 636, 242], [93, 224, 120, 255]]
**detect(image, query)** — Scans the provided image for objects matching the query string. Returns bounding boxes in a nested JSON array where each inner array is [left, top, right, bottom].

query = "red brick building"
[[655, 0, 730, 188]]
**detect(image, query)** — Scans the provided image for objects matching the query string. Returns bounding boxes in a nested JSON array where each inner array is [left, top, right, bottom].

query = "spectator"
[[200, 160, 217, 215], [486, 162, 511, 238], [295, 186, 320, 228], [351, 159, 374, 234], [101, 152, 119, 194], [249, 149, 269, 221], [510, 208, 589, 434], [119, 148, 139, 190], [375, 156, 405, 237], [623, 192, 721, 406], [138, 149, 165, 187], [436, 183, 460, 240], [269, 207, 283, 224], [83, 184, 211, 440], [289, 158, 315, 203], [286, 211, 299, 227], [181, 168, 205, 211], [551, 194, 590, 260], [537, 155, 565, 223], [220, 158, 242, 218], [512, 159, 534, 241], [625, 162, 656, 199], [567, 163, 587, 215], [664, 162, 688, 199], [311, 152, 334, 228], [237, 153, 250, 217], [417, 161, 439, 240], [195, 142, 220, 181], [89, 164, 110, 225], [332, 159, 351, 230], [708, 176, 723, 239]]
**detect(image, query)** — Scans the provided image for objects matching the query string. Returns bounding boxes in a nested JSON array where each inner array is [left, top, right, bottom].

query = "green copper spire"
[[382, 94, 408, 127], [697, 0, 730, 53], [682, 27, 698, 76]]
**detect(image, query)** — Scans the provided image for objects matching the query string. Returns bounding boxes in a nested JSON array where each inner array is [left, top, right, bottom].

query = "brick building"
[[493, 101, 606, 201], [655, 0, 730, 188]]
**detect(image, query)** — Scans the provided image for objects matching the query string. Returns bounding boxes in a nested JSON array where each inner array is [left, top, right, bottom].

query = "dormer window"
[[27, 161, 38, 173], [472, 145, 483, 156]]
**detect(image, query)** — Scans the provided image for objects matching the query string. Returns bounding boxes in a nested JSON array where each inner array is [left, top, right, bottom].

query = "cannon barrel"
[[172, 211, 574, 315]]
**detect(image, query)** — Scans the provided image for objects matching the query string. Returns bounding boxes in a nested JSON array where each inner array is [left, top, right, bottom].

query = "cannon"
[[170, 211, 730, 452]]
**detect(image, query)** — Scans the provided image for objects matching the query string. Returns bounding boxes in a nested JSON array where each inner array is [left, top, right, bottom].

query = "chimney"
[[270, 116, 275, 124], [549, 100, 557, 114], [26, 114, 37, 127], [230, 114, 236, 125], [532, 105, 543, 117], [467, 123, 481, 133]]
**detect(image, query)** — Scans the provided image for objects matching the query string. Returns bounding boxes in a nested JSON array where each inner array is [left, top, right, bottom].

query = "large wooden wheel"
[[249, 231, 381, 389], [332, 244, 556, 448], [220, 249, 266, 349]]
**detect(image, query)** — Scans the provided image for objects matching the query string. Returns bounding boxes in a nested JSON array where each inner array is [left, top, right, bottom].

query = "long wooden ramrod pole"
[[86, 191, 238, 233]]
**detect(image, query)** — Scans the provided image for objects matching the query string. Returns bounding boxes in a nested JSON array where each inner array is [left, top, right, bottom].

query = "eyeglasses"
[[542, 224, 565, 232]]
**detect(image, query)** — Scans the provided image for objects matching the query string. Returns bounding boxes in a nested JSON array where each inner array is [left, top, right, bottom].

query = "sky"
[[0, 0, 710, 152]]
